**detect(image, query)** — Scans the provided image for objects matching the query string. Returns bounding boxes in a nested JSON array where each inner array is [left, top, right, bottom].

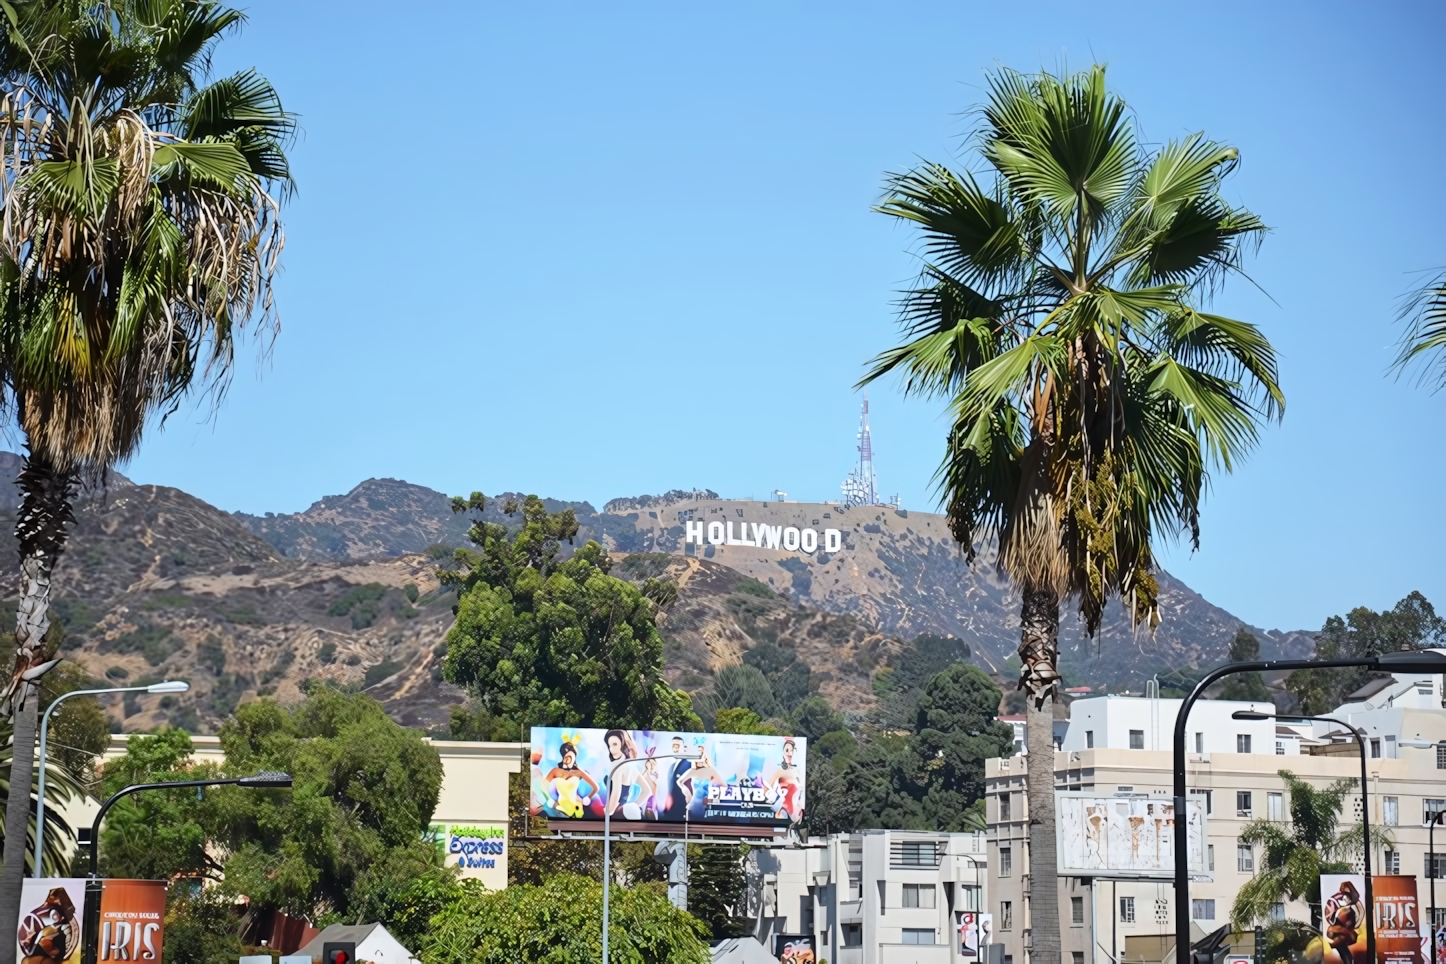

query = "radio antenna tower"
[[841, 393, 880, 508]]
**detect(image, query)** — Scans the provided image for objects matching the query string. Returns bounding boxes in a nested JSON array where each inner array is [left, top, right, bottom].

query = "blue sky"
[[113, 0, 1444, 633]]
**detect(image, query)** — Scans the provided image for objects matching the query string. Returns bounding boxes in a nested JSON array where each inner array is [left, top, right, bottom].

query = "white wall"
[[1062, 696, 1280, 755]]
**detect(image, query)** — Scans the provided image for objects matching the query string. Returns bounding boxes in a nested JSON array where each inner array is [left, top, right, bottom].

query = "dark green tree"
[[1218, 628, 1272, 702], [1287, 591, 1446, 713], [441, 494, 698, 731], [687, 845, 749, 939], [712, 664, 780, 721]]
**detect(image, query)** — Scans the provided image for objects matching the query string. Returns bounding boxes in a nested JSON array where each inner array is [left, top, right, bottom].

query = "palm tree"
[[863, 65, 1283, 962], [0, 1, 291, 949], [1392, 272, 1446, 389], [1230, 770, 1382, 935]]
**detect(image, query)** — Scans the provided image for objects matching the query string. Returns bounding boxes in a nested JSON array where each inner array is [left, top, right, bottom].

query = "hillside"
[[235, 479, 1313, 690]]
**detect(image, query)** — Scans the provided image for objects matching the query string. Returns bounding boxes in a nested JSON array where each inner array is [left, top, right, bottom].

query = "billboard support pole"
[[602, 752, 697, 964]]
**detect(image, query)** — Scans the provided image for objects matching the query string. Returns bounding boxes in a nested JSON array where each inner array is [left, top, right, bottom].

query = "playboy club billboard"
[[529, 727, 806, 827]]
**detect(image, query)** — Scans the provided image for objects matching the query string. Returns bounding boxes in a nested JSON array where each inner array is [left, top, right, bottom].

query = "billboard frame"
[[1055, 791, 1208, 881]]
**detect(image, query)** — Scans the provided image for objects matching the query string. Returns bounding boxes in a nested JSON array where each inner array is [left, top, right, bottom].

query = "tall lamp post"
[[33, 679, 190, 875], [1232, 710, 1375, 963], [83, 771, 292, 964], [1171, 649, 1446, 964], [602, 751, 698, 964]]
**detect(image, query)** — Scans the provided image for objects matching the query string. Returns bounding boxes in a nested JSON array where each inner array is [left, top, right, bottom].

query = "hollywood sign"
[[685, 520, 842, 554]]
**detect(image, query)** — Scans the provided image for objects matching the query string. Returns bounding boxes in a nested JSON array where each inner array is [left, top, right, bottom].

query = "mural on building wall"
[[773, 935, 814, 962], [529, 727, 806, 827], [1055, 793, 1205, 876]]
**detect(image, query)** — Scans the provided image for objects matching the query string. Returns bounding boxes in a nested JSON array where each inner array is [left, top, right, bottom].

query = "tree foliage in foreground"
[[440, 493, 698, 732], [422, 874, 709, 964]]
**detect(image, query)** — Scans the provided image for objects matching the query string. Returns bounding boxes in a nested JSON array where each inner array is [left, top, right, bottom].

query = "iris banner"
[[1319, 874, 1426, 964], [529, 727, 806, 827]]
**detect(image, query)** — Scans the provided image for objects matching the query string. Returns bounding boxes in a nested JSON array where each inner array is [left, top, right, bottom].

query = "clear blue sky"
[[116, 0, 1445, 634]]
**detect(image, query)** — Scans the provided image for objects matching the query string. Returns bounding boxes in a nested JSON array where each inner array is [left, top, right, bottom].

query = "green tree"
[[714, 707, 777, 735], [713, 664, 781, 721], [0, 1, 293, 942], [441, 494, 698, 731], [422, 873, 709, 964], [97, 689, 448, 938], [687, 844, 749, 939], [1230, 770, 1383, 931], [1287, 591, 1445, 714], [1218, 628, 1272, 702], [862, 64, 1283, 959], [1392, 272, 1446, 389]]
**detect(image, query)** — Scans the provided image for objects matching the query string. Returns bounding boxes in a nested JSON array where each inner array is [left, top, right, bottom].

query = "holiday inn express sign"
[[685, 520, 842, 554]]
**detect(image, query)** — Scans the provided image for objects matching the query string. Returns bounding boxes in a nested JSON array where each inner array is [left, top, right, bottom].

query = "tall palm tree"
[[863, 65, 1283, 962], [0, 1, 290, 950], [1392, 272, 1446, 389]]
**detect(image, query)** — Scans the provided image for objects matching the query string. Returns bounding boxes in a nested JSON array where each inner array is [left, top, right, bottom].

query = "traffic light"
[[321, 942, 356, 964]]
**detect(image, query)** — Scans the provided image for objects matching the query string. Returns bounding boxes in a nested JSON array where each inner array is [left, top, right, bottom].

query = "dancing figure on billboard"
[[604, 728, 657, 821], [1324, 879, 1365, 964], [768, 739, 802, 822], [680, 741, 724, 817], [542, 735, 599, 818]]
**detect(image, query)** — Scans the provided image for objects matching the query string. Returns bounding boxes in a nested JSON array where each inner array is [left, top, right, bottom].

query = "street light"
[[34, 679, 190, 875], [1171, 649, 1446, 964], [602, 752, 698, 964], [1400, 737, 1441, 964], [82, 771, 292, 964], [1233, 710, 1376, 962]]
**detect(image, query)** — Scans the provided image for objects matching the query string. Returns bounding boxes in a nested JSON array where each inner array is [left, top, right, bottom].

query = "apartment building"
[[985, 658, 1446, 964], [740, 830, 989, 964]]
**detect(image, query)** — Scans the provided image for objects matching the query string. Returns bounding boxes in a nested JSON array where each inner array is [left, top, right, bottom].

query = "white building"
[[739, 830, 989, 963], [985, 655, 1446, 964]]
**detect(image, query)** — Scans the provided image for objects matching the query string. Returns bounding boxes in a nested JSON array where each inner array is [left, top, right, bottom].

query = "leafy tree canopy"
[[1218, 628, 1272, 702], [1287, 591, 1446, 714], [441, 494, 698, 732]]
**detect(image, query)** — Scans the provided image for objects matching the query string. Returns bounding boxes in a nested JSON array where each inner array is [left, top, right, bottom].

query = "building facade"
[[985, 660, 1446, 964]]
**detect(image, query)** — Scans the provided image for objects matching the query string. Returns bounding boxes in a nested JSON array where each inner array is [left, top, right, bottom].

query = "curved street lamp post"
[[1172, 650, 1446, 964], [33, 679, 190, 875]]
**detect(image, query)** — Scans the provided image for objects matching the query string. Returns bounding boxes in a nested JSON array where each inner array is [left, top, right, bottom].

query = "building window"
[[1000, 902, 1013, 930], [1437, 742, 1446, 769], [1072, 896, 1084, 924], [1086, 730, 1094, 748], [903, 884, 936, 909], [1192, 899, 1216, 921], [1267, 792, 1284, 822], [1237, 791, 1253, 817], [1426, 799, 1446, 826], [902, 929, 935, 945], [842, 924, 862, 947], [1427, 853, 1446, 879], [1117, 786, 1135, 794], [1190, 789, 1212, 814], [1195, 732, 1204, 754], [1384, 850, 1400, 874], [1371, 738, 1381, 759], [1435, 908, 1446, 928], [1236, 734, 1252, 754], [1276, 741, 1284, 755], [1238, 844, 1254, 873], [1270, 903, 1285, 922], [1000, 793, 1011, 822], [1000, 847, 1012, 877], [1129, 729, 1145, 750], [1120, 897, 1135, 923], [897, 840, 939, 868], [1384, 796, 1399, 827], [1207, 845, 1214, 871], [1074, 954, 1085, 964], [960, 885, 982, 912]]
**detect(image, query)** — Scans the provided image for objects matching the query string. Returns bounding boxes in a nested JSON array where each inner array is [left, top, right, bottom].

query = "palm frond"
[[1392, 271, 1446, 391]]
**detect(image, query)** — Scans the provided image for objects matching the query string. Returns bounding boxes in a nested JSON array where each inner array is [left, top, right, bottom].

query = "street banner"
[[97, 880, 166, 962], [530, 727, 806, 827], [1374, 875, 1425, 964], [957, 912, 994, 956], [1320, 875, 1367, 964], [16, 879, 85, 964], [772, 935, 814, 962]]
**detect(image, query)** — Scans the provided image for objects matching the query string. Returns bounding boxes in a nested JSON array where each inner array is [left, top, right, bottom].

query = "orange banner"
[[1373, 875, 1425, 964], [96, 881, 166, 963]]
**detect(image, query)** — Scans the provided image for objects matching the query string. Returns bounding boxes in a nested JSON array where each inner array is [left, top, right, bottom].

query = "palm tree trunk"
[[0, 453, 75, 964], [1020, 585, 1061, 964]]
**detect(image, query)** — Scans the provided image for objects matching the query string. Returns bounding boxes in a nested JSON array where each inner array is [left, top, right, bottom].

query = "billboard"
[[772, 935, 815, 962], [1055, 793, 1206, 877], [957, 912, 994, 957], [16, 879, 86, 964], [529, 727, 806, 827], [97, 880, 166, 962]]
